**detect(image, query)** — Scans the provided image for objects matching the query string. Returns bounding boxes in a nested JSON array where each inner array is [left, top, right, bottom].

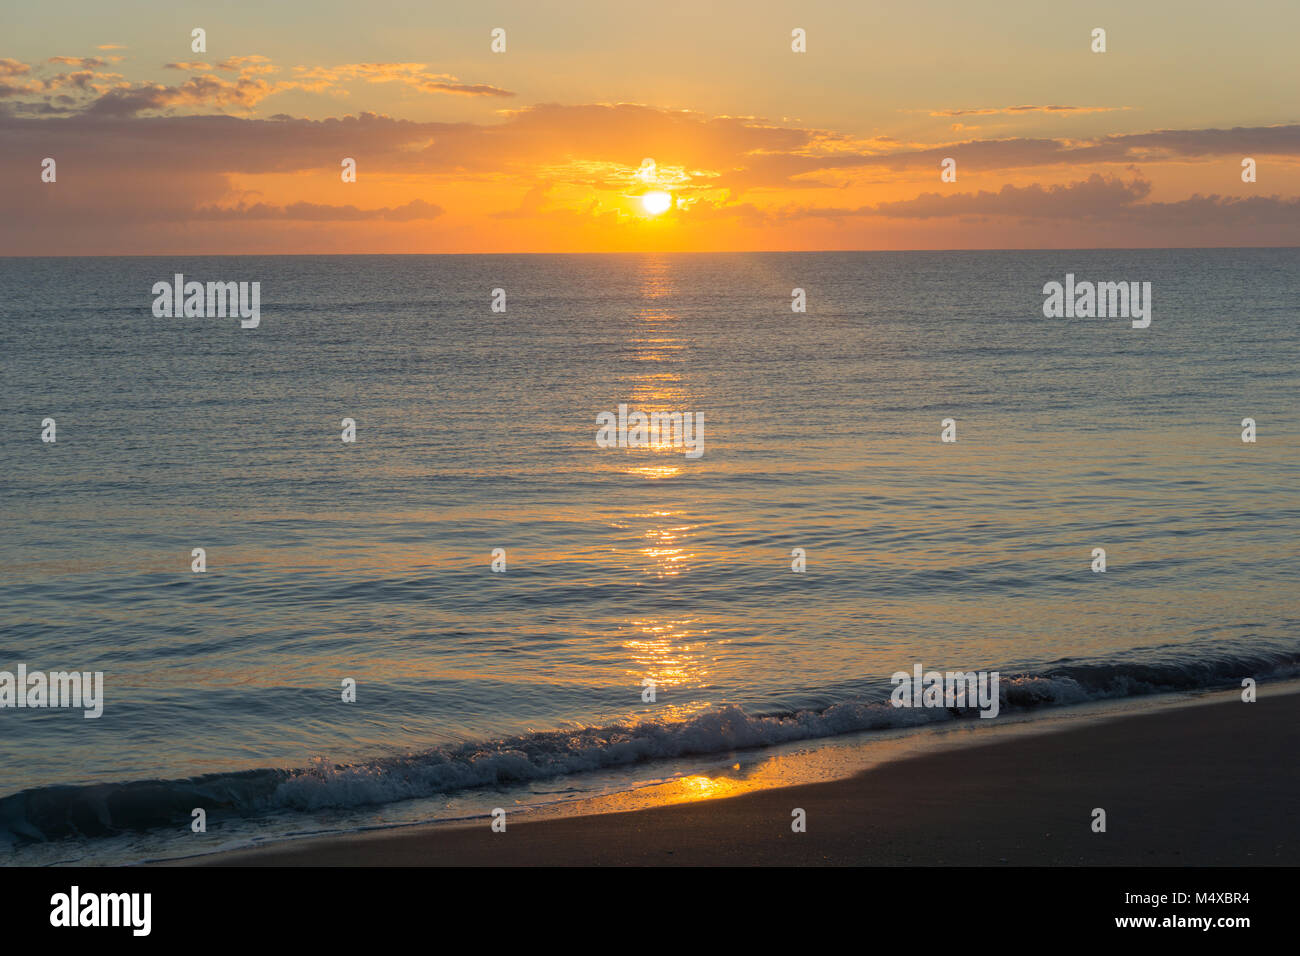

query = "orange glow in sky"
[[2, 1, 1298, 254]]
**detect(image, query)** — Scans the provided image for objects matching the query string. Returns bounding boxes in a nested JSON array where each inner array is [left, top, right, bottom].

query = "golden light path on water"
[[616, 256, 711, 712]]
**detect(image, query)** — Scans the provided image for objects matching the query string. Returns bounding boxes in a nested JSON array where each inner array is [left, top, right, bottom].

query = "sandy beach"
[[191, 689, 1299, 867]]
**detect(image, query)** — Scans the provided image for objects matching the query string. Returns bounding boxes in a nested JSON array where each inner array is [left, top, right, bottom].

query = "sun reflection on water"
[[621, 616, 711, 692]]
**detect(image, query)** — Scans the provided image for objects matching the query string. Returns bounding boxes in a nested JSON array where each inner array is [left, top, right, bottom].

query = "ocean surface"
[[2, 249, 1298, 864]]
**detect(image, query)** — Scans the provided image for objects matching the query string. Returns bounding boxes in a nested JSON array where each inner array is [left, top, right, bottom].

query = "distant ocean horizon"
[[2, 248, 1298, 864], [5, 245, 1297, 258]]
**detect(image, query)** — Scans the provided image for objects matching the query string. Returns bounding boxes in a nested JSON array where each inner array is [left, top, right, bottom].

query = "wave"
[[3, 646, 1298, 847]]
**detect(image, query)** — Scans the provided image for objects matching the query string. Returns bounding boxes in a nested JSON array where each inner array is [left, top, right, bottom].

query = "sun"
[[641, 190, 673, 215]]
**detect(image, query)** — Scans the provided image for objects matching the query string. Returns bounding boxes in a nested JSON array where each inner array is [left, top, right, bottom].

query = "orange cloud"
[[49, 56, 120, 68], [216, 55, 279, 76], [290, 62, 513, 97]]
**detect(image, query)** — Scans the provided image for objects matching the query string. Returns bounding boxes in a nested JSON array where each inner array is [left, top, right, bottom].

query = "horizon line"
[[3, 245, 1298, 259]]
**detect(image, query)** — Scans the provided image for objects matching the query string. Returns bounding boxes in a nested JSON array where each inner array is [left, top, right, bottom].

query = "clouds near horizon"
[[1, 20, 1297, 254]]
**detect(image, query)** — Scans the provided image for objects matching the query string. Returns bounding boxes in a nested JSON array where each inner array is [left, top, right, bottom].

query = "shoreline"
[[187, 686, 1300, 866]]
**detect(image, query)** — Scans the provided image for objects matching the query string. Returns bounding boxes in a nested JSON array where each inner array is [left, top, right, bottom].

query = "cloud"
[[745, 175, 1300, 230], [1, 99, 1296, 251], [926, 105, 1129, 117], [1117, 192, 1300, 227], [216, 55, 278, 76], [852, 125, 1300, 174], [3, 57, 511, 115], [84, 75, 278, 115], [290, 62, 513, 97], [0, 79, 43, 98], [781, 175, 1154, 220], [490, 184, 553, 219], [49, 56, 116, 68], [5, 102, 1298, 187], [0, 57, 125, 106], [193, 198, 443, 221]]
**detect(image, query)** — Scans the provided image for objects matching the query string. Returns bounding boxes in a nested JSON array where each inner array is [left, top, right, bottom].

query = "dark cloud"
[[928, 105, 1127, 117], [193, 198, 443, 221], [730, 175, 1299, 230]]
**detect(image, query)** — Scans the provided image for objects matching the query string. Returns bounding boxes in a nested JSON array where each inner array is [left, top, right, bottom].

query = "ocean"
[[2, 249, 1298, 864]]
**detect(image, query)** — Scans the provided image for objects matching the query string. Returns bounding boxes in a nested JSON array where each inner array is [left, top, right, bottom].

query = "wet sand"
[[191, 690, 1299, 866]]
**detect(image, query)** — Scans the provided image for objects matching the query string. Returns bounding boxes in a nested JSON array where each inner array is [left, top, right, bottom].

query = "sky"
[[1, 0, 1298, 254]]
